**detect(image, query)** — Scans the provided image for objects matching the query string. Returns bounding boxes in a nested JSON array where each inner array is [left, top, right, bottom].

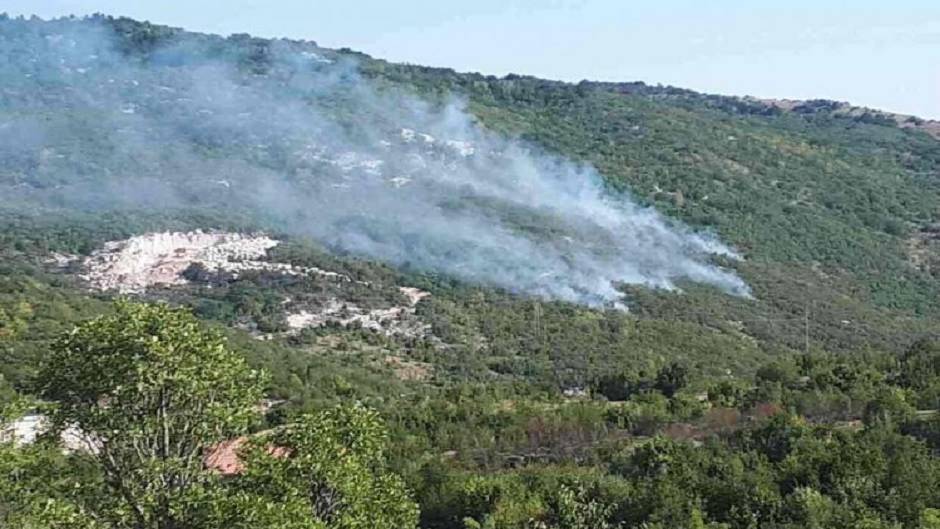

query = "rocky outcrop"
[[284, 286, 431, 338], [81, 231, 348, 293]]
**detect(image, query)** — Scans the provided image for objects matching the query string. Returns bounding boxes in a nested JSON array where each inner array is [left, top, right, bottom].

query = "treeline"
[[5, 302, 940, 528]]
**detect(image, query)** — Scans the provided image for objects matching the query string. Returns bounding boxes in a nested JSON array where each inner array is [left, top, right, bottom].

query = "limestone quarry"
[[78, 231, 431, 339], [81, 231, 350, 293]]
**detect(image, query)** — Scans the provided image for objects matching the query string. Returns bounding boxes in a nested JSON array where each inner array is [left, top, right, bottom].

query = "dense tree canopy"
[[227, 405, 419, 529], [35, 301, 266, 528]]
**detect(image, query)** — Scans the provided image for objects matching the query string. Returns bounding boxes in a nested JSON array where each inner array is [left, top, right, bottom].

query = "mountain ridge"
[[4, 14, 940, 356], [37, 13, 940, 130]]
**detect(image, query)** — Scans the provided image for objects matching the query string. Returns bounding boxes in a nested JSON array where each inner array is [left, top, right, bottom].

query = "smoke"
[[0, 16, 750, 305]]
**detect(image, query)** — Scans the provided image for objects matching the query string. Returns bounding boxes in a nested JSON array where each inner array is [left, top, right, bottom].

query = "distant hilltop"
[[754, 97, 940, 139]]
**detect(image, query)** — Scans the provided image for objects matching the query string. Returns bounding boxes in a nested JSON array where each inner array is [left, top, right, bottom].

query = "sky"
[[5, 0, 940, 119]]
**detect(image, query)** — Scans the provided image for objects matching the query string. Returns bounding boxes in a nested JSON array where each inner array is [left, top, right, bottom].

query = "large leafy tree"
[[227, 403, 419, 529], [37, 300, 267, 529]]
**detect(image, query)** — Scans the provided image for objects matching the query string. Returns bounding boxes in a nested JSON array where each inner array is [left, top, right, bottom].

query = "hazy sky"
[[6, 0, 940, 119]]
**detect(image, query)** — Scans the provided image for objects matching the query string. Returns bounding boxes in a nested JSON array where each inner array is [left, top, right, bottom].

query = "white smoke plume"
[[0, 16, 750, 305]]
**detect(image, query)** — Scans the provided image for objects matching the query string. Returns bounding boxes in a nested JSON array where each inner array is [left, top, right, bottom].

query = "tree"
[[898, 339, 940, 408], [536, 484, 619, 529], [227, 403, 419, 529], [0, 300, 31, 341], [921, 508, 940, 529], [863, 388, 915, 429], [37, 300, 266, 529], [0, 440, 101, 529], [0, 374, 17, 408], [592, 372, 642, 402], [654, 362, 689, 398], [739, 413, 810, 463], [782, 487, 837, 529]]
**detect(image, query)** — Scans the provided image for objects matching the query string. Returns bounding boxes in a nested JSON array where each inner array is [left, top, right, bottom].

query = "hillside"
[[5, 15, 940, 369], [3, 14, 940, 529]]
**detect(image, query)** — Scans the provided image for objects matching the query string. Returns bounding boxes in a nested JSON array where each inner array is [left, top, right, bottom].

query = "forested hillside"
[[4, 14, 940, 529]]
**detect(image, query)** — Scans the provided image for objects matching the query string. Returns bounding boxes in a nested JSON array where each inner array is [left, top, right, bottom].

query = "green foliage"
[[864, 387, 916, 429], [654, 362, 690, 398], [533, 485, 618, 529], [0, 300, 31, 341], [227, 404, 419, 529], [922, 508, 940, 529], [36, 300, 267, 529]]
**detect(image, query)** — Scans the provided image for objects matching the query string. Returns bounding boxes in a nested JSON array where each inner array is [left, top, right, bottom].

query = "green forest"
[[4, 14, 940, 529]]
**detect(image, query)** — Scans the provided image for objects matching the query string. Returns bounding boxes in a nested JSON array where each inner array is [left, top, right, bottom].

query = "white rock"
[[285, 286, 430, 338], [81, 231, 349, 293], [445, 140, 475, 156]]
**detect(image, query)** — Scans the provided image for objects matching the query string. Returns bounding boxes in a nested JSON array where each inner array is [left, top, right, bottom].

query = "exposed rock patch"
[[81, 231, 348, 293], [285, 286, 431, 338], [77, 231, 432, 340], [0, 413, 97, 454], [907, 224, 940, 274], [384, 355, 433, 381]]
